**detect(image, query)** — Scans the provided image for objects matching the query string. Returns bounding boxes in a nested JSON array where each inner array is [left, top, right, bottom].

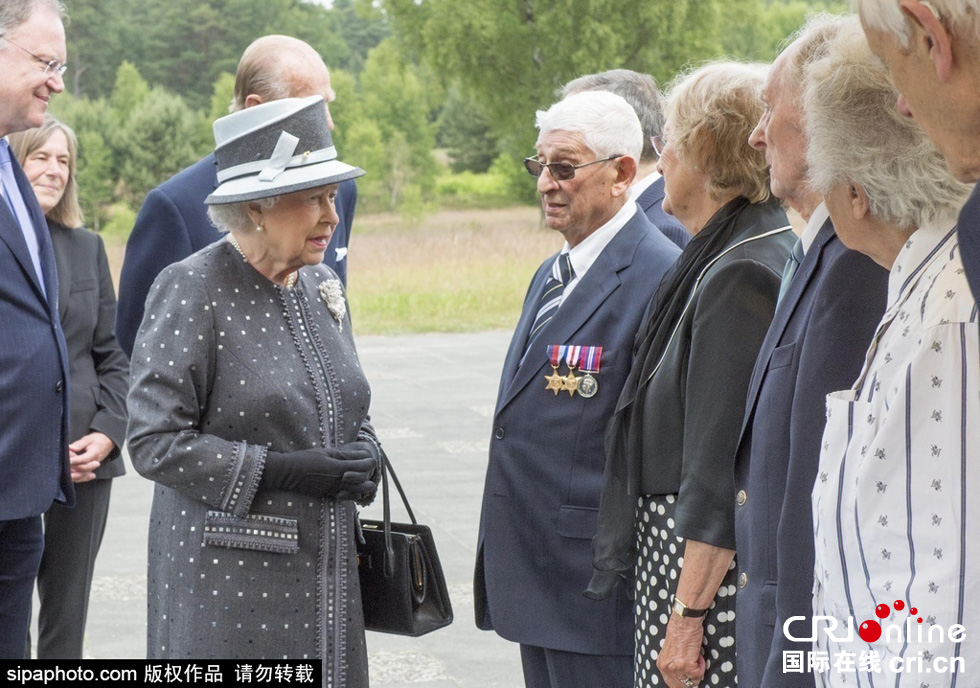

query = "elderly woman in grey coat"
[[128, 96, 377, 685]]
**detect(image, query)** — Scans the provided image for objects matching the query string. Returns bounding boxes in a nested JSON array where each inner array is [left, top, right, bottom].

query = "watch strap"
[[671, 596, 709, 618]]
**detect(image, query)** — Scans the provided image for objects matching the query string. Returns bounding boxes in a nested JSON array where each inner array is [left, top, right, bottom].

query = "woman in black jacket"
[[587, 62, 793, 688], [11, 115, 129, 659]]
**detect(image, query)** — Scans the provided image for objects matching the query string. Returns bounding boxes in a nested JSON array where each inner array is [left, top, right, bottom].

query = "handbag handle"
[[377, 450, 418, 578]]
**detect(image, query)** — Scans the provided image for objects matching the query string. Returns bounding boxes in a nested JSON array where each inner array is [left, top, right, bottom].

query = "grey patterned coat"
[[128, 240, 374, 686]]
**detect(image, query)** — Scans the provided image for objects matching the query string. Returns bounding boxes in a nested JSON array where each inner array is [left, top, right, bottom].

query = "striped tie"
[[524, 253, 574, 355]]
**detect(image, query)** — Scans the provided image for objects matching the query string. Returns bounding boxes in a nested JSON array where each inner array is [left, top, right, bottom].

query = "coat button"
[[738, 572, 748, 589], [736, 490, 747, 506], [494, 427, 505, 440], [55, 380, 64, 393]]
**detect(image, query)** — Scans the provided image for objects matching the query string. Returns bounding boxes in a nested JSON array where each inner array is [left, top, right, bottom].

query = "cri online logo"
[[858, 600, 921, 642], [784, 599, 966, 644]]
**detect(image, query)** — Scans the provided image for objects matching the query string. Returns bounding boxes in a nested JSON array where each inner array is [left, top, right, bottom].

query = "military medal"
[[562, 345, 582, 396], [545, 345, 566, 395], [577, 346, 603, 398]]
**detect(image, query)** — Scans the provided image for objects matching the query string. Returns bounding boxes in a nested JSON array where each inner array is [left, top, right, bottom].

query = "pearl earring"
[[256, 224, 263, 232]]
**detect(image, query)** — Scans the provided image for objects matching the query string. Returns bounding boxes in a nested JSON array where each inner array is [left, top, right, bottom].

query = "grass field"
[[104, 205, 563, 335]]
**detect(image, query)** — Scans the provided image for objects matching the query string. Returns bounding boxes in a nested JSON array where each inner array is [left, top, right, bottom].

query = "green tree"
[[117, 88, 207, 203], [436, 82, 498, 173], [111, 61, 150, 123]]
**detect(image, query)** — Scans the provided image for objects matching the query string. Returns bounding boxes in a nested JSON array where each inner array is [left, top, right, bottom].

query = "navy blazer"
[[115, 153, 358, 356], [50, 222, 129, 480], [0, 155, 73, 520], [474, 209, 680, 656], [733, 218, 888, 688], [957, 182, 980, 302], [635, 176, 690, 249]]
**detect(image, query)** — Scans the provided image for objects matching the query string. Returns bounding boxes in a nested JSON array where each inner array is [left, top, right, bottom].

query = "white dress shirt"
[[629, 171, 662, 200], [552, 199, 638, 303], [801, 202, 830, 255], [812, 221, 980, 686]]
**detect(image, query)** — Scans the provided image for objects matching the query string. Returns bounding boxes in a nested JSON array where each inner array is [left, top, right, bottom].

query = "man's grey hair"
[[0, 0, 65, 37], [804, 21, 972, 230], [856, 0, 980, 48], [207, 196, 279, 234], [536, 90, 643, 163], [561, 69, 664, 163], [778, 12, 850, 106]]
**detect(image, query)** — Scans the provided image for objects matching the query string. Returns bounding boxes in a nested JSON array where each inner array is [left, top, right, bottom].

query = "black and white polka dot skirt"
[[634, 494, 738, 688]]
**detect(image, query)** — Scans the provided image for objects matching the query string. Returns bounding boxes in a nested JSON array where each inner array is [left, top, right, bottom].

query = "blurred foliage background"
[[54, 0, 847, 236]]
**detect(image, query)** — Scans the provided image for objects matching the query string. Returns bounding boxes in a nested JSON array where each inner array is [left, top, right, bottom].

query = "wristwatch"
[[671, 595, 709, 618]]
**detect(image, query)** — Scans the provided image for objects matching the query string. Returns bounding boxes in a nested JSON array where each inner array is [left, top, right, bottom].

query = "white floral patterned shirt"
[[812, 222, 980, 686]]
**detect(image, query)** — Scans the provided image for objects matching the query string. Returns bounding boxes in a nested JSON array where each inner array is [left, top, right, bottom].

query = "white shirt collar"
[[800, 202, 830, 255], [557, 200, 638, 300], [630, 170, 662, 200]]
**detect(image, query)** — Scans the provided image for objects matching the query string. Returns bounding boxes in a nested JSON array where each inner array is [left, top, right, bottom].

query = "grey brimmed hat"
[[205, 95, 365, 205]]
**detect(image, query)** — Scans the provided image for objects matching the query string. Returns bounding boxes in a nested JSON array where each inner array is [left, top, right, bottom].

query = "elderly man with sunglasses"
[[474, 90, 680, 688]]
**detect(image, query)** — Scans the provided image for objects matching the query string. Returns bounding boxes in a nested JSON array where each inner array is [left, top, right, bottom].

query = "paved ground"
[[44, 330, 525, 687]]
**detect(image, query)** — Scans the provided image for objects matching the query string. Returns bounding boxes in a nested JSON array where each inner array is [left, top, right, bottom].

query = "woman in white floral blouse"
[[800, 22, 978, 687]]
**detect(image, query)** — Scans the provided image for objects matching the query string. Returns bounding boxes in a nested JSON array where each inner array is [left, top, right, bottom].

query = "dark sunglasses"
[[523, 154, 622, 181]]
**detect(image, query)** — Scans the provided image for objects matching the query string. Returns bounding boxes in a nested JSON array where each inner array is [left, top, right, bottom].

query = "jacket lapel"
[[0, 187, 48, 305], [497, 215, 642, 413], [739, 217, 836, 438], [50, 222, 70, 321]]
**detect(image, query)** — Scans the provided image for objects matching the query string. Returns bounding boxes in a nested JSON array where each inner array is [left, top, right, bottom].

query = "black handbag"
[[356, 452, 454, 636]]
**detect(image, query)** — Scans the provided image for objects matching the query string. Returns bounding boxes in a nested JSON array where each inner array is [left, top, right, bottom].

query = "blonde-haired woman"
[[588, 62, 793, 688], [10, 115, 129, 659]]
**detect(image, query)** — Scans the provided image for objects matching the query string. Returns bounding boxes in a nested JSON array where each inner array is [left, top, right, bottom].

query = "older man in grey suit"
[[0, 0, 72, 658], [734, 14, 888, 686], [475, 90, 679, 688], [856, 0, 980, 299]]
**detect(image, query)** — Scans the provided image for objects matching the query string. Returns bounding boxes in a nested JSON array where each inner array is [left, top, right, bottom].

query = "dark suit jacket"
[[0, 156, 73, 520], [637, 200, 793, 550], [50, 222, 129, 480], [958, 182, 980, 302], [474, 209, 680, 655], [733, 218, 888, 688], [635, 176, 690, 249], [115, 153, 358, 356]]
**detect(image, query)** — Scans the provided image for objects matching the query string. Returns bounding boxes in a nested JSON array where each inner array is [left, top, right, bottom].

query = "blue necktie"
[[777, 237, 804, 303], [0, 139, 46, 295], [524, 252, 575, 357]]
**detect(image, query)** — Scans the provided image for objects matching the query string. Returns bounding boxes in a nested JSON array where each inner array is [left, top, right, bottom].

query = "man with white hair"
[[735, 14, 888, 687], [0, 0, 73, 658], [474, 90, 680, 687], [857, 0, 980, 299]]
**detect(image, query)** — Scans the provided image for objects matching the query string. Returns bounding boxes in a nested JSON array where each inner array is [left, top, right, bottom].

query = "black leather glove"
[[263, 445, 377, 500]]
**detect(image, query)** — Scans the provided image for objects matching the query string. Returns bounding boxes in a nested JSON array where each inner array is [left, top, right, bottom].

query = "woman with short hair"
[[588, 62, 794, 688], [128, 96, 378, 685], [804, 23, 979, 686]]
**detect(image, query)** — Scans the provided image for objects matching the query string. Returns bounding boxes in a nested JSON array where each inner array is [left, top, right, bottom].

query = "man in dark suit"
[[0, 0, 73, 658], [857, 0, 980, 302], [115, 35, 357, 356], [474, 90, 680, 688], [734, 17, 889, 687], [561, 69, 690, 249]]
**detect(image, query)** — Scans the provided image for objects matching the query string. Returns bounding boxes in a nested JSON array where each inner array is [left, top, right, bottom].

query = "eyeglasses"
[[524, 154, 621, 181], [2, 36, 67, 78], [651, 135, 668, 158]]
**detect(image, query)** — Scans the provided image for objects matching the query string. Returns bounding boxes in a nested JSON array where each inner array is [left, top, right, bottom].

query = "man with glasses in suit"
[[474, 90, 679, 688], [0, 0, 74, 658]]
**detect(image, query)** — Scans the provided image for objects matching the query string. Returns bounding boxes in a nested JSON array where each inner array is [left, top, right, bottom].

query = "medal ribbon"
[[564, 345, 582, 371], [579, 346, 603, 373], [547, 345, 566, 368]]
